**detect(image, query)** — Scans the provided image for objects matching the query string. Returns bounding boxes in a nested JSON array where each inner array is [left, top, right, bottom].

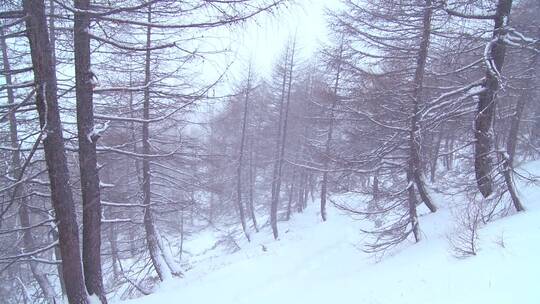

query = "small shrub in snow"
[[448, 203, 482, 258]]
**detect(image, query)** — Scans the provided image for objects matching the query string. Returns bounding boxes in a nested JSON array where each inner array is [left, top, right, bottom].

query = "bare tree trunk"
[[139, 7, 180, 281], [430, 131, 442, 182], [320, 41, 343, 222], [235, 66, 252, 241], [407, 175, 420, 242], [297, 170, 308, 213], [444, 133, 454, 170], [286, 170, 296, 221], [248, 137, 259, 232], [22, 0, 89, 302], [270, 44, 290, 240], [45, 2, 66, 297], [142, 6, 170, 281], [474, 0, 513, 198], [48, 0, 56, 64], [408, 0, 437, 216], [372, 170, 379, 201], [179, 207, 184, 260], [127, 70, 140, 257], [73, 0, 106, 301], [108, 223, 120, 280], [272, 37, 297, 238], [297, 175, 304, 213]]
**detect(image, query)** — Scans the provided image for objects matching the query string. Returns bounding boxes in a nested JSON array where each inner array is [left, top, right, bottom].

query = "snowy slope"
[[119, 162, 540, 304]]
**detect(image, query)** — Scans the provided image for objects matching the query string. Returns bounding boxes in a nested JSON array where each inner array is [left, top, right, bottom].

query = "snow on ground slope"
[[120, 162, 540, 304]]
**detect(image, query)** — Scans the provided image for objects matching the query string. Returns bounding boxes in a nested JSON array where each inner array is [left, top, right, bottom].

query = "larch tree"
[[22, 0, 89, 302], [73, 0, 107, 301]]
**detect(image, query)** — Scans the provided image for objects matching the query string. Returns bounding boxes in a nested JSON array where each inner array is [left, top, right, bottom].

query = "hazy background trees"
[[0, 0, 538, 302]]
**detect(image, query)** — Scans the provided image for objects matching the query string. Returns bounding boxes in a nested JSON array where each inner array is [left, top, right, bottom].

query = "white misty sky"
[[185, 0, 342, 132], [208, 0, 341, 85]]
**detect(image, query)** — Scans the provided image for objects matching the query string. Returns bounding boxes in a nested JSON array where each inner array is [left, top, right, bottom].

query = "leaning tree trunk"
[[22, 0, 89, 303], [73, 0, 106, 302], [408, 0, 437, 218], [474, 0, 513, 198]]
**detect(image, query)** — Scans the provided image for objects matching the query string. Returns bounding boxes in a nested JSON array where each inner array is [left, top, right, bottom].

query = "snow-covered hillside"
[[120, 162, 540, 304]]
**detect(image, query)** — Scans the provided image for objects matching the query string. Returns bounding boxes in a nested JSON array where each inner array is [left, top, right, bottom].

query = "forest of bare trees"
[[0, 0, 538, 303]]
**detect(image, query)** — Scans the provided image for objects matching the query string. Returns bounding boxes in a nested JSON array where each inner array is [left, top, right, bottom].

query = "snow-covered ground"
[[119, 162, 540, 304]]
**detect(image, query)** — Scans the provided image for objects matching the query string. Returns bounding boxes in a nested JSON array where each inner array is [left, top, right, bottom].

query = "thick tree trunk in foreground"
[[474, 0, 513, 198], [23, 0, 89, 302], [45, 2, 67, 297], [73, 0, 107, 301]]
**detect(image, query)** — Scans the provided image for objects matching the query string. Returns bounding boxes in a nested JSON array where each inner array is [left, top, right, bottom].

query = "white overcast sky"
[[209, 0, 342, 84], [188, 0, 342, 128]]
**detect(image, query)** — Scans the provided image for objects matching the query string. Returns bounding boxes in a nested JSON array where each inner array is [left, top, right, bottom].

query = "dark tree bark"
[[474, 0, 513, 198], [48, 0, 56, 64], [73, 0, 106, 301], [22, 0, 89, 303], [45, 2, 66, 296]]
